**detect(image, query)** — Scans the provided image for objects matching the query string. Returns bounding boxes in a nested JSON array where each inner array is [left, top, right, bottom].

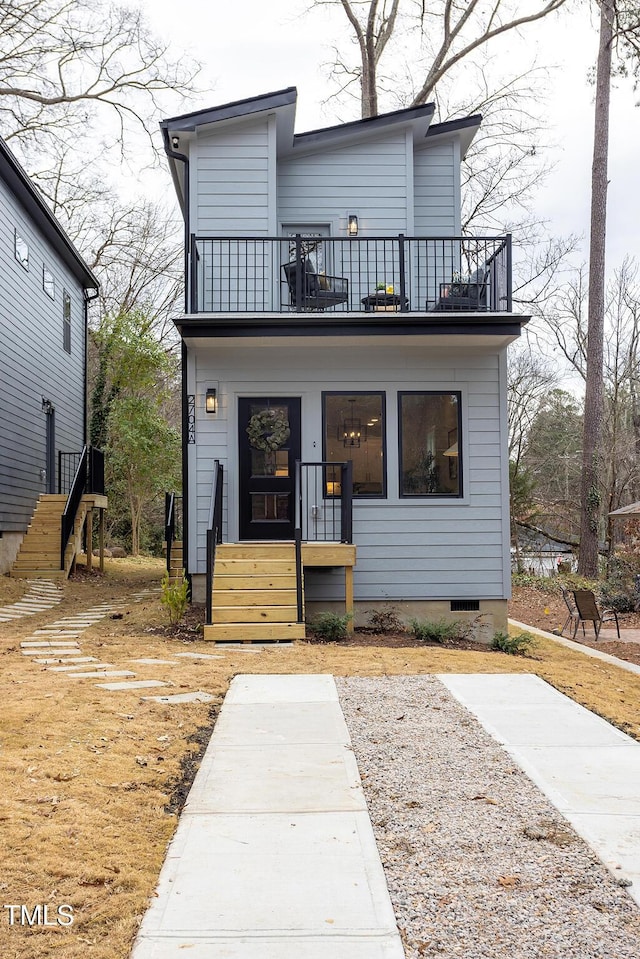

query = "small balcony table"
[[361, 292, 409, 312]]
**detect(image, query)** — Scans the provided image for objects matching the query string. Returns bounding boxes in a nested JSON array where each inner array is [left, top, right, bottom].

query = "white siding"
[[278, 132, 408, 234], [413, 141, 457, 234], [188, 340, 509, 602], [0, 177, 86, 531], [194, 118, 271, 235]]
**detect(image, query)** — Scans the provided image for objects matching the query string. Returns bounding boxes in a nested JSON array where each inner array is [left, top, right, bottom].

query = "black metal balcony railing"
[[189, 234, 512, 314]]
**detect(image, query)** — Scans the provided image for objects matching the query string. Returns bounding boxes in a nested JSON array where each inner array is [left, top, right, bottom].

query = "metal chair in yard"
[[560, 588, 580, 638], [571, 589, 620, 640]]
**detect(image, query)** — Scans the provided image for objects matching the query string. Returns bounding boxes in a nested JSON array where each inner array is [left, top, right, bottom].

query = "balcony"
[[189, 234, 512, 315]]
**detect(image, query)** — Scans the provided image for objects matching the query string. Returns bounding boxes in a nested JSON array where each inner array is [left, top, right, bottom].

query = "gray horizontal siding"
[[0, 176, 85, 531], [188, 341, 509, 601], [195, 119, 270, 235], [278, 132, 408, 234], [414, 141, 456, 234]]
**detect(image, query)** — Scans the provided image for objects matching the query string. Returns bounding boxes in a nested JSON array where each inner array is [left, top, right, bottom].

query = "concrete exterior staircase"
[[11, 493, 96, 580], [204, 542, 306, 642]]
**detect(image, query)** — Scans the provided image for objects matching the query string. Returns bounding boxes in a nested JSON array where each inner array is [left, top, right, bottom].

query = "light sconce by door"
[[205, 388, 218, 414], [347, 214, 359, 236]]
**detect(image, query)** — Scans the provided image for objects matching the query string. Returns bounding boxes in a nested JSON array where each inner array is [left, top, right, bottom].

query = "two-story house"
[[0, 136, 105, 577], [160, 87, 529, 641]]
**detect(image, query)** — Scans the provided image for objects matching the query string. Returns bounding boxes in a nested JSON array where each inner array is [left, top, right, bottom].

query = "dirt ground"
[[1, 560, 640, 959]]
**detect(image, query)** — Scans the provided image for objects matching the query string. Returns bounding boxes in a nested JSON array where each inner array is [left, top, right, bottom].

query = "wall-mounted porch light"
[[347, 214, 359, 236], [171, 135, 180, 150], [205, 388, 218, 414]]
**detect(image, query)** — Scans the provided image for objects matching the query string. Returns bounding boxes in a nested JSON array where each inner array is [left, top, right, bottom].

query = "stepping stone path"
[[8, 583, 289, 705], [0, 580, 62, 621]]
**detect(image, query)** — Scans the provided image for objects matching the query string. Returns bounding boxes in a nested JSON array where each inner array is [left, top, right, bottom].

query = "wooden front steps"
[[166, 540, 184, 584], [11, 493, 108, 580], [204, 542, 305, 642]]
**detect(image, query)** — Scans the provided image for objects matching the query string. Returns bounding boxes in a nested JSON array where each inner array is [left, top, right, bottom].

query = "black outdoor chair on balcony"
[[431, 265, 489, 312], [282, 259, 349, 310]]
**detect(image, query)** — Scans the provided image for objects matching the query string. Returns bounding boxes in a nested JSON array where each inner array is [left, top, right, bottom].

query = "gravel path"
[[336, 675, 640, 959]]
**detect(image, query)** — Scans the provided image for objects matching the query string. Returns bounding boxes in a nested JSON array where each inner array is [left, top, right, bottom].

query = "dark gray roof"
[[161, 88, 480, 150], [425, 114, 482, 138], [161, 87, 297, 132], [0, 137, 98, 291], [291, 102, 436, 148]]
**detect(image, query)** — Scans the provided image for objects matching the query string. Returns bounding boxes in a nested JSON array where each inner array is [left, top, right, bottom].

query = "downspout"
[[83, 287, 100, 446], [161, 129, 191, 591]]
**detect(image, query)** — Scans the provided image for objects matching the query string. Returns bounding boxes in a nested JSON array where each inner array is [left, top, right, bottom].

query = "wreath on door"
[[246, 408, 291, 452]]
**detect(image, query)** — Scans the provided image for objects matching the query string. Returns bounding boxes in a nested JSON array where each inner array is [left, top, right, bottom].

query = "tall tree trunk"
[[578, 0, 613, 577]]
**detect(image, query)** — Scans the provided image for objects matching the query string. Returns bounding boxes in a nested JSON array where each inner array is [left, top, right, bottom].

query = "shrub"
[[309, 611, 352, 642], [409, 618, 464, 644], [491, 630, 537, 656], [160, 569, 189, 624], [366, 604, 405, 634]]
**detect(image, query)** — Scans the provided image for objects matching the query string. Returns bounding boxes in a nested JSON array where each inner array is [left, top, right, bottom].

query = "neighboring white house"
[[0, 137, 99, 575], [161, 87, 529, 640]]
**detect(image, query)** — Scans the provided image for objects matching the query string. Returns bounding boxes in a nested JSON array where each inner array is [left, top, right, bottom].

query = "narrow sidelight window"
[[399, 392, 462, 497], [14, 231, 29, 270], [323, 392, 386, 497], [62, 290, 71, 353], [43, 266, 55, 299]]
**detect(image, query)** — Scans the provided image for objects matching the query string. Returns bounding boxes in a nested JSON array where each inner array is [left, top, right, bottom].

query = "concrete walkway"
[[132, 672, 640, 957], [131, 674, 404, 959], [440, 673, 640, 907]]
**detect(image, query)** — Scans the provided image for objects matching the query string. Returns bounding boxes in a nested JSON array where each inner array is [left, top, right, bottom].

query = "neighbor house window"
[[63, 290, 71, 353], [323, 392, 385, 496], [43, 266, 55, 299], [14, 231, 29, 270], [399, 392, 462, 497]]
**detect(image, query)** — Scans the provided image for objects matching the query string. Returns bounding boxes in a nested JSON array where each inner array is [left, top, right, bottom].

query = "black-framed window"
[[43, 266, 55, 299], [14, 231, 29, 270], [399, 392, 462, 497], [323, 392, 386, 497], [62, 290, 71, 353]]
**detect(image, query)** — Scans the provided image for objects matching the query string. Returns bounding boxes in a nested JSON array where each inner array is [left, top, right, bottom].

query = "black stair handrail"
[[293, 460, 354, 624], [205, 460, 224, 626], [60, 445, 88, 568], [294, 461, 304, 623], [165, 492, 176, 574]]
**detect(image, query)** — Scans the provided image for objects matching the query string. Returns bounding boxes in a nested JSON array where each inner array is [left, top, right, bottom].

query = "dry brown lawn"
[[1, 558, 639, 959]]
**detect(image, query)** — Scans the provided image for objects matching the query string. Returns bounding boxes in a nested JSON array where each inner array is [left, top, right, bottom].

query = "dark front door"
[[238, 397, 301, 540]]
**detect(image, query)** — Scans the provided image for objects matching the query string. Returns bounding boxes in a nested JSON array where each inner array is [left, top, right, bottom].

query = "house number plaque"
[[187, 394, 196, 444]]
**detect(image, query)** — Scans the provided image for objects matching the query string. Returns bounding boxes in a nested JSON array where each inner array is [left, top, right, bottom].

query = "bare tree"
[[578, 0, 615, 577], [507, 346, 558, 467], [310, 1, 568, 118], [87, 198, 184, 342], [0, 0, 199, 159]]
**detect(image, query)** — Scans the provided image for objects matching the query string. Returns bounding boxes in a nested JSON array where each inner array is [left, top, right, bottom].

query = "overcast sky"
[[141, 0, 639, 270]]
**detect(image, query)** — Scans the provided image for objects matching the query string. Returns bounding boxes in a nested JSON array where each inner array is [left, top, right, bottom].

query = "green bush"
[[491, 630, 537, 656], [309, 611, 352, 642], [409, 618, 464, 644], [160, 569, 189, 624]]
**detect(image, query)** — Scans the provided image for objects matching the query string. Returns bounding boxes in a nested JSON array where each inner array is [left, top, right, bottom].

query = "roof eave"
[[0, 138, 98, 291]]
